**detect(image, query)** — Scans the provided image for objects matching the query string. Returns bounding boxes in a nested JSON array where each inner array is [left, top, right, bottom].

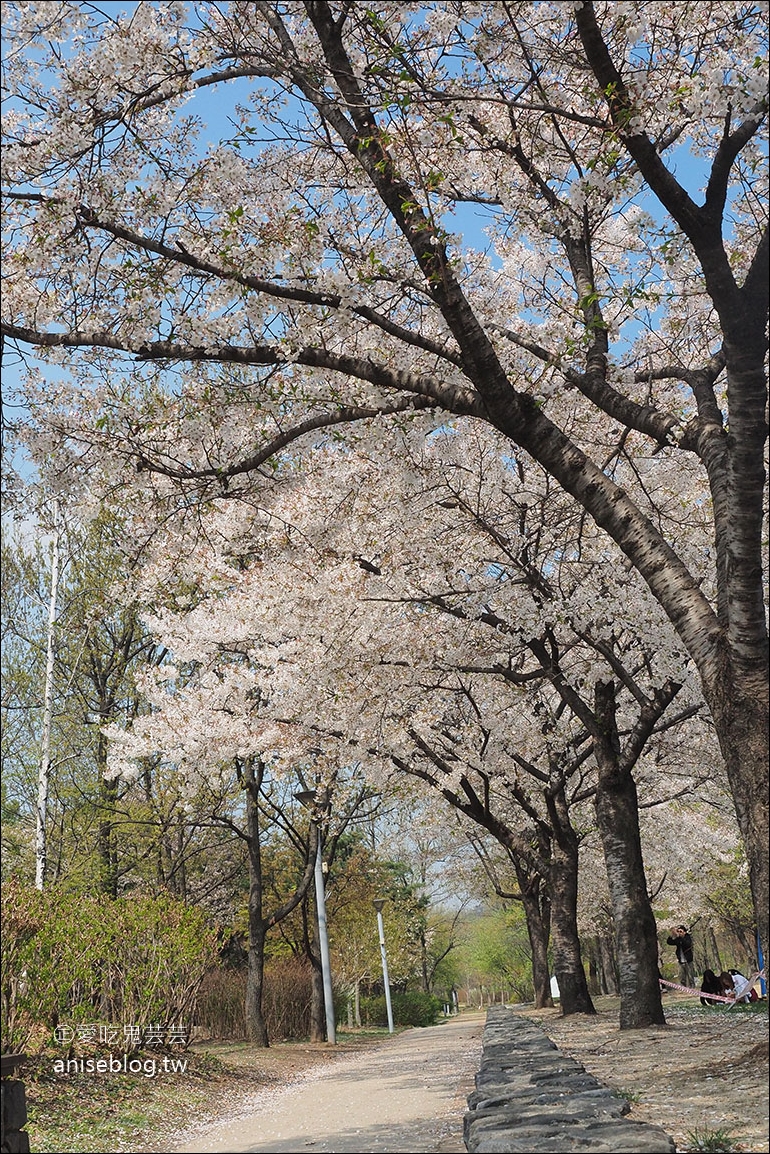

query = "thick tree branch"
[[133, 396, 439, 483]]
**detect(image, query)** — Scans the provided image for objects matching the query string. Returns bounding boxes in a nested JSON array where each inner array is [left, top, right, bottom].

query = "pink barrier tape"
[[659, 970, 765, 1005], [659, 979, 736, 1004]]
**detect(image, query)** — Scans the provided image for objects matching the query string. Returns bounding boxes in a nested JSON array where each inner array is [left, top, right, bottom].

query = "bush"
[[263, 957, 313, 1040], [195, 957, 314, 1041], [1, 878, 44, 1052], [1, 880, 217, 1052], [361, 990, 443, 1028], [195, 968, 248, 1040]]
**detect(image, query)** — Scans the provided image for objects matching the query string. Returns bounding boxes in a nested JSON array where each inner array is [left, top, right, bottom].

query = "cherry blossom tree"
[[101, 417, 725, 1026], [2, 2, 767, 960]]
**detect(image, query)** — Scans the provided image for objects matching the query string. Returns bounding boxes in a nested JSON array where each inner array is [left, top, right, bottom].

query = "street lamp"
[[294, 790, 336, 1044], [373, 898, 395, 1034]]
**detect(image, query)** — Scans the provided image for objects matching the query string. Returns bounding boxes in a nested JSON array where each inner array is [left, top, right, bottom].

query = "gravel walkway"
[[173, 1013, 485, 1154]]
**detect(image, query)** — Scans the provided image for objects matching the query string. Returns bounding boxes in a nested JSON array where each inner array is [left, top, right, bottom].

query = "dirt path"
[[170, 1013, 486, 1154], [158, 997, 767, 1154]]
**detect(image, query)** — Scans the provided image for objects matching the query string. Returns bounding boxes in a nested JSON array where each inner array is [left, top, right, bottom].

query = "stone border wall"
[[464, 1006, 676, 1153], [0, 1080, 30, 1154]]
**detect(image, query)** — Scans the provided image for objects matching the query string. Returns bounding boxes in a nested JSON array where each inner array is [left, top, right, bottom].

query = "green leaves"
[[1, 883, 217, 1053]]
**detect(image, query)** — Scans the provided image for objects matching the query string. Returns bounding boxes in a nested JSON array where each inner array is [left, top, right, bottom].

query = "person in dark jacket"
[[700, 969, 723, 1006], [667, 925, 695, 988]]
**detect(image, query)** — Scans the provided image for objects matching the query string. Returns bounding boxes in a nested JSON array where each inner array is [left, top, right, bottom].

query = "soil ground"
[[22, 995, 768, 1154], [517, 994, 769, 1154]]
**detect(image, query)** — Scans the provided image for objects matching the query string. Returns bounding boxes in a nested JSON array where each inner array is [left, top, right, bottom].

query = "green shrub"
[[684, 1125, 741, 1152], [1, 878, 44, 1051], [1, 881, 217, 1052], [362, 990, 443, 1027]]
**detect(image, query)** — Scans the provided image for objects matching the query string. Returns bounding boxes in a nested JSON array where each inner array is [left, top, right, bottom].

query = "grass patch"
[[615, 1086, 642, 1105], [682, 1124, 742, 1152], [665, 999, 768, 1020]]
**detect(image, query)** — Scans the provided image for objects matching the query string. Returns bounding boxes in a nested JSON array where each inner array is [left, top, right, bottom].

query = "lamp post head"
[[373, 898, 386, 913], [294, 790, 317, 809]]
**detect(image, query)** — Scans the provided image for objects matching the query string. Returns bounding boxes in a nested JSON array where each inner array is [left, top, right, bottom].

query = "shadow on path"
[[175, 1013, 485, 1154]]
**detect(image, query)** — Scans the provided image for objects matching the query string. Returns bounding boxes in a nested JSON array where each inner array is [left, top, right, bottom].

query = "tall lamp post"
[[294, 790, 336, 1044], [373, 898, 394, 1034]]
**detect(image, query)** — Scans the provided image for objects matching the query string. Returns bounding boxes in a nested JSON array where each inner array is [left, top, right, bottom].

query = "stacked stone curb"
[[464, 1006, 676, 1152], [0, 1080, 30, 1154]]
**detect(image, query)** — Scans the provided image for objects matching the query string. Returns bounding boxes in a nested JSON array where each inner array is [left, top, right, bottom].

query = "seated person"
[[728, 969, 757, 1002], [718, 971, 736, 997], [700, 969, 724, 1006]]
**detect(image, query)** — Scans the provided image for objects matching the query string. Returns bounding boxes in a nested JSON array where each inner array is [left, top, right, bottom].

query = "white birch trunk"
[[35, 501, 60, 890]]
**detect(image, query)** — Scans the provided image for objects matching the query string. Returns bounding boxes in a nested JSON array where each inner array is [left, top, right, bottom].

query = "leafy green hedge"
[[1, 879, 217, 1052], [361, 990, 443, 1027]]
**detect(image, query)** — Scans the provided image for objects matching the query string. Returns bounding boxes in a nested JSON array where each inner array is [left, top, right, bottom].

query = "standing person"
[[667, 925, 695, 989]]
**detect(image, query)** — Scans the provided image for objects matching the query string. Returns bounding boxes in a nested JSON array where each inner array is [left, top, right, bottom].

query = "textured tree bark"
[[547, 788, 596, 1016], [707, 680, 769, 964], [245, 920, 270, 1048], [515, 866, 553, 1010], [594, 682, 665, 1028], [305, 897, 326, 1043], [598, 929, 621, 996], [309, 952, 326, 1043]]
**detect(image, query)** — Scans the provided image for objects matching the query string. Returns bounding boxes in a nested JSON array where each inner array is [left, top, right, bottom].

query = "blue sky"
[[0, 2, 727, 494]]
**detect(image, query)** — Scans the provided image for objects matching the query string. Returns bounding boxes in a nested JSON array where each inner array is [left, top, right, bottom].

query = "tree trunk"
[[244, 761, 269, 1046], [708, 683, 769, 968], [309, 955, 325, 1041], [516, 867, 553, 1009], [702, 925, 723, 974], [598, 926, 620, 995], [420, 928, 431, 993], [547, 788, 596, 1015], [594, 681, 665, 1028], [35, 502, 60, 892], [245, 920, 269, 1047], [243, 773, 319, 1045], [174, 821, 188, 900], [303, 896, 326, 1042], [97, 775, 119, 898], [584, 938, 601, 995]]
